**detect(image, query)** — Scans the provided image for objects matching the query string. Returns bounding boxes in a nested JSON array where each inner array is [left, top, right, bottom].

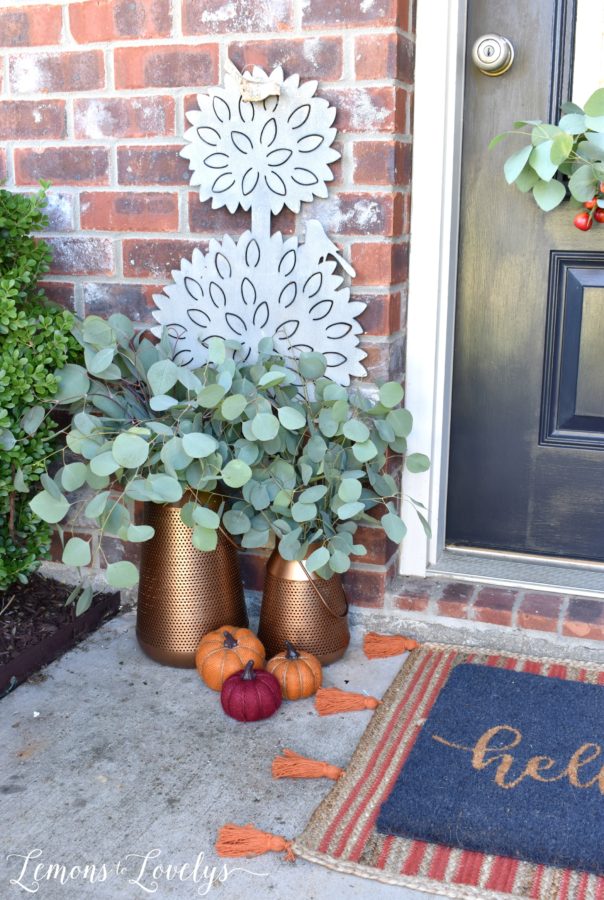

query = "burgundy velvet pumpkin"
[[220, 660, 282, 722]]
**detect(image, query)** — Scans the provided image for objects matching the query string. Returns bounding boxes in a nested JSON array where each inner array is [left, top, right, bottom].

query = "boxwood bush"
[[0, 185, 76, 590]]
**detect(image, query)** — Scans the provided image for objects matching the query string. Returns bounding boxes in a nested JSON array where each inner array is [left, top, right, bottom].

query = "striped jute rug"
[[292, 643, 604, 900]]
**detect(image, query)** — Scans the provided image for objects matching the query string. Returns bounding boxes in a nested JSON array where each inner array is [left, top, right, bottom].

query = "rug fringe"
[[315, 686, 381, 716], [272, 748, 345, 780], [364, 632, 420, 658], [215, 823, 295, 861]]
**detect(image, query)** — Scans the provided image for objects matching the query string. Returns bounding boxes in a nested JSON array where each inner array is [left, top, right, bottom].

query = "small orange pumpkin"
[[195, 627, 265, 691], [266, 641, 323, 700]]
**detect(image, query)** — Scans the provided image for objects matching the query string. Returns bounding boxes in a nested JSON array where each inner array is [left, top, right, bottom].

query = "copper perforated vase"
[[136, 493, 247, 668], [258, 548, 349, 665]]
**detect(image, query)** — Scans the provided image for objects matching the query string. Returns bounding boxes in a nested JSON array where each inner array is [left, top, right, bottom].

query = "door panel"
[[447, 0, 604, 561]]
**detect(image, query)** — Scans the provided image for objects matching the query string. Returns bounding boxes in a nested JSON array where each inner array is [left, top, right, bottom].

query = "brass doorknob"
[[471, 34, 514, 76]]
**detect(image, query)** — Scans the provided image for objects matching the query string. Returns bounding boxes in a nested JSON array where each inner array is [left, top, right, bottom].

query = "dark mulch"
[[0, 574, 120, 697]]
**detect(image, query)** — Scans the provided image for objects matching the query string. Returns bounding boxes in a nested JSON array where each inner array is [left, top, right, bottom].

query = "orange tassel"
[[215, 823, 295, 862], [363, 631, 420, 659], [272, 748, 345, 781], [315, 686, 381, 716]]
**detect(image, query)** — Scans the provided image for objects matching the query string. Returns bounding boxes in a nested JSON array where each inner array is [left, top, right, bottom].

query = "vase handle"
[[299, 559, 349, 619]]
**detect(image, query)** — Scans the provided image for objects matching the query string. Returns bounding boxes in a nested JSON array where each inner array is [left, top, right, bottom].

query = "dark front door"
[[447, 0, 604, 562]]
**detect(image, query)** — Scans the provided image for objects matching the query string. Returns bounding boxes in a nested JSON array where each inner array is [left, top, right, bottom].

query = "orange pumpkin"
[[195, 627, 265, 691], [266, 641, 323, 700]]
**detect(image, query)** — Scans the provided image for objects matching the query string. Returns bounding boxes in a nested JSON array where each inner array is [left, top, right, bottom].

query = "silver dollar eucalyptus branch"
[[152, 63, 367, 385]]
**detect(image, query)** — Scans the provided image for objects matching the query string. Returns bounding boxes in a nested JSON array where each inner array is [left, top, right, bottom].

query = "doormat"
[[377, 662, 604, 876], [293, 643, 604, 900]]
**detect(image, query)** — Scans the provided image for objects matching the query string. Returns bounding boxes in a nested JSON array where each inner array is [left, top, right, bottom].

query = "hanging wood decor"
[[152, 64, 367, 385]]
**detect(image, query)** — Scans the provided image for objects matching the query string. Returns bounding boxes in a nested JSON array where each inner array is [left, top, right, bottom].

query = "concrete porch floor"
[[3, 604, 604, 900], [1, 608, 439, 900]]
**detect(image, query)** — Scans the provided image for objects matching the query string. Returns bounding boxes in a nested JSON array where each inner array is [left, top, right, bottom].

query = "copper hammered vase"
[[136, 493, 247, 667], [258, 548, 350, 665]]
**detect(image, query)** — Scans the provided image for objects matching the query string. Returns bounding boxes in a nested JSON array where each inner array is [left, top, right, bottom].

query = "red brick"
[[396, 87, 411, 132], [43, 192, 76, 231], [353, 525, 397, 566], [303, 0, 397, 27], [399, 0, 414, 32], [114, 44, 217, 90], [324, 87, 396, 133], [563, 597, 604, 641], [353, 140, 412, 186], [188, 195, 296, 235], [0, 5, 62, 47], [9, 50, 105, 94], [0, 149, 6, 183], [183, 0, 293, 34], [393, 575, 430, 612], [354, 32, 415, 83], [81, 191, 178, 232], [15, 147, 109, 186], [47, 237, 115, 276], [99, 537, 141, 566], [361, 338, 404, 382], [117, 146, 189, 185], [74, 96, 175, 139], [357, 292, 401, 336], [0, 100, 65, 140], [474, 587, 517, 626], [437, 582, 475, 619], [351, 242, 409, 286], [123, 239, 206, 278], [70, 0, 171, 42], [309, 192, 401, 237], [40, 281, 75, 310], [343, 566, 387, 608], [228, 37, 342, 81], [517, 592, 563, 633], [83, 282, 160, 320]]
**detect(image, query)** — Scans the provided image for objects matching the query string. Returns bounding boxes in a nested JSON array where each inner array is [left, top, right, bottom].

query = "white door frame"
[[400, 0, 468, 576]]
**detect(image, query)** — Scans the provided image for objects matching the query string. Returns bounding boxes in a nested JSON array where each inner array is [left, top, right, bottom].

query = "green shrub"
[[0, 185, 76, 590]]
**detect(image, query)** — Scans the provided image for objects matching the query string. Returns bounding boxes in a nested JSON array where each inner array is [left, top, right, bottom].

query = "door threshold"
[[429, 548, 604, 598]]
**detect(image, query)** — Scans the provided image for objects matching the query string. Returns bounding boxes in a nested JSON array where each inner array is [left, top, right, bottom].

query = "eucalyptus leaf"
[[504, 145, 532, 184], [62, 537, 91, 567], [150, 394, 179, 411], [533, 178, 566, 211], [222, 459, 252, 488], [278, 406, 306, 430], [379, 381, 404, 408], [381, 512, 407, 543], [30, 490, 70, 524], [126, 524, 155, 542], [305, 546, 330, 573], [106, 561, 139, 588], [182, 432, 217, 459], [221, 394, 247, 421], [223, 509, 251, 534], [148, 359, 180, 396], [20, 405, 45, 435], [112, 433, 149, 469], [198, 383, 226, 408], [406, 452, 431, 473], [291, 501, 317, 522], [337, 501, 365, 520], [192, 525, 218, 552], [192, 506, 220, 529]]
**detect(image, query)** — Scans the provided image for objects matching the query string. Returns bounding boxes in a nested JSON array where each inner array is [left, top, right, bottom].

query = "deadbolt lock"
[[472, 34, 514, 76]]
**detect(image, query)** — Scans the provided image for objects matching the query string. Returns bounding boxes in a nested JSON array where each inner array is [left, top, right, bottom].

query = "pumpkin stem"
[[223, 630, 238, 649], [242, 660, 256, 680], [284, 641, 300, 660]]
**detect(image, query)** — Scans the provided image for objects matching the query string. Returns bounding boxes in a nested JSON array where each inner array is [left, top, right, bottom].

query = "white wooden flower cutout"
[[152, 223, 367, 385], [182, 66, 340, 216]]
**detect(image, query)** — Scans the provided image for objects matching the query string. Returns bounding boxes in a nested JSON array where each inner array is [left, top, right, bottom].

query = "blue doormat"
[[376, 663, 604, 875]]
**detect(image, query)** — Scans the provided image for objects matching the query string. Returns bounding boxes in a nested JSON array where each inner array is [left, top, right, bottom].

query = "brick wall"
[[1, 0, 415, 607]]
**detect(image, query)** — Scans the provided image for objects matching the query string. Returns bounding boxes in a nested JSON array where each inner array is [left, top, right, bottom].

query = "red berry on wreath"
[[594, 209, 604, 223], [221, 660, 282, 722], [574, 211, 593, 231], [584, 199, 597, 209]]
